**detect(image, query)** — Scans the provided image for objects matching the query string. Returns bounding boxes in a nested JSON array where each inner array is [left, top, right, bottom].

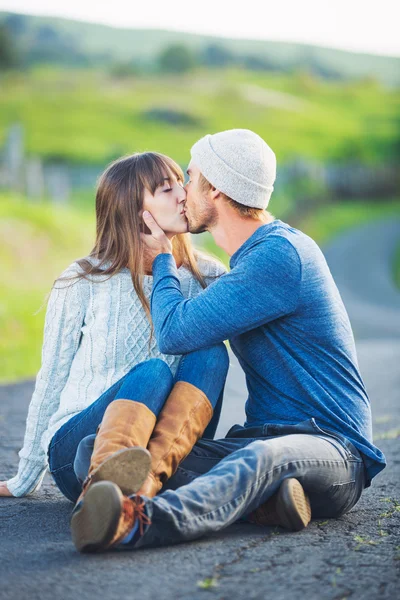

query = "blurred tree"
[[0, 24, 18, 69], [242, 54, 281, 71], [336, 138, 372, 162], [202, 44, 234, 68], [307, 55, 346, 81], [109, 61, 140, 78], [36, 24, 59, 43], [3, 13, 27, 36], [143, 107, 202, 127], [28, 26, 89, 66], [158, 44, 197, 73]]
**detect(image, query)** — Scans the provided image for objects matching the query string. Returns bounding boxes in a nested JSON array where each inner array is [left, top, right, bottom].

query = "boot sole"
[[71, 481, 123, 553], [91, 447, 151, 496], [276, 478, 311, 531]]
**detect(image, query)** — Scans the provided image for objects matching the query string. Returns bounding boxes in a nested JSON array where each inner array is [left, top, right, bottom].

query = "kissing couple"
[[1, 129, 385, 553]]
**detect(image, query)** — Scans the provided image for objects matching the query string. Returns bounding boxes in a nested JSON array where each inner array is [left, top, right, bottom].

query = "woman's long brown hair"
[[60, 152, 207, 324]]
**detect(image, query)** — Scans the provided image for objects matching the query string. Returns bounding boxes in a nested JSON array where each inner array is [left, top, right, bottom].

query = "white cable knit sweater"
[[7, 255, 226, 497]]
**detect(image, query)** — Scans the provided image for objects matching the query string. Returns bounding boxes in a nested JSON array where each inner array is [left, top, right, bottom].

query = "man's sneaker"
[[71, 481, 151, 553], [249, 478, 311, 531]]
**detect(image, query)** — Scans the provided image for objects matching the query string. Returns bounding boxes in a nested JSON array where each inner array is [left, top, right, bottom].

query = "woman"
[[0, 152, 229, 507]]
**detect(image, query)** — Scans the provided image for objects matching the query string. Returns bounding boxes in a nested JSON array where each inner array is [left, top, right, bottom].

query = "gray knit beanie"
[[190, 129, 276, 209]]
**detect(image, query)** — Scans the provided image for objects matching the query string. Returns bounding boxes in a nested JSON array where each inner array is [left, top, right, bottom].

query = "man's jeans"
[[47, 345, 229, 503], [128, 419, 366, 549]]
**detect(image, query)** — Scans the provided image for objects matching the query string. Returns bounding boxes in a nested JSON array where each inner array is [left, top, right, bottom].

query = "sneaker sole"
[[71, 481, 123, 553], [91, 447, 151, 496], [276, 478, 311, 531]]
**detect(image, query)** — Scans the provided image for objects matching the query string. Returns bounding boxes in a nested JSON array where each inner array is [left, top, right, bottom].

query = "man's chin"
[[188, 224, 208, 234], [186, 218, 208, 234]]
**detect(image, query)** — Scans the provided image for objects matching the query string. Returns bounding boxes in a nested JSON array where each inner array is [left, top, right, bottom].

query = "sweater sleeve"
[[6, 265, 86, 497], [151, 237, 301, 355]]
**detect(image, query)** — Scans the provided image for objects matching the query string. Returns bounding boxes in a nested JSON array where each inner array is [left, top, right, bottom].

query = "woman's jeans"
[[47, 344, 229, 503], [129, 419, 367, 549]]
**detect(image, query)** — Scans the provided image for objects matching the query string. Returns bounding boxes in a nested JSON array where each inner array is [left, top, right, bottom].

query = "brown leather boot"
[[248, 479, 311, 531], [74, 400, 156, 505], [138, 381, 213, 498], [71, 481, 151, 553]]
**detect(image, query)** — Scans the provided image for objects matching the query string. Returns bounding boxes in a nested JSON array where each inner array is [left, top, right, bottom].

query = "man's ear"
[[209, 187, 222, 201]]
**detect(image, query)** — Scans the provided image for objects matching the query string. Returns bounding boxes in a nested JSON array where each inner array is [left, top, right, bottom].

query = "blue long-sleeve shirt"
[[151, 219, 386, 484]]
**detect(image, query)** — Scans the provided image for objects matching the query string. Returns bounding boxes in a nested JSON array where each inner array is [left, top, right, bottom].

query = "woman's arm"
[[4, 266, 86, 497]]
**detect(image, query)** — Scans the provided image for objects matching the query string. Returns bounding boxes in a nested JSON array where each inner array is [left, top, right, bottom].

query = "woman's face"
[[142, 172, 188, 237]]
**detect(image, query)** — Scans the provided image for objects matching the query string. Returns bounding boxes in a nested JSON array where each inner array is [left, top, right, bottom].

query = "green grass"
[[0, 194, 94, 383], [0, 67, 398, 165]]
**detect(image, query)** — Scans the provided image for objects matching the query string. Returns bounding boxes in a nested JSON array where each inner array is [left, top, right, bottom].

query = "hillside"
[[1, 11, 400, 86], [0, 68, 398, 167]]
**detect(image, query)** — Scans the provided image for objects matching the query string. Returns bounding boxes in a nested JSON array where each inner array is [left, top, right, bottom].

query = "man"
[[72, 129, 386, 552]]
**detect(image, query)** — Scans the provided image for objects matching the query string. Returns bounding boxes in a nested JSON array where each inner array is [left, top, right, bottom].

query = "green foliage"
[[197, 577, 218, 589], [158, 44, 197, 73], [142, 108, 202, 127], [202, 44, 234, 68], [0, 23, 18, 69], [353, 535, 379, 551]]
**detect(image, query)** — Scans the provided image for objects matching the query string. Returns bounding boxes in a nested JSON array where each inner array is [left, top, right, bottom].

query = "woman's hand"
[[0, 481, 14, 497]]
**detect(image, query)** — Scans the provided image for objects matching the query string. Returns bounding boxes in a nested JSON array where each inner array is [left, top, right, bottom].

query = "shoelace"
[[132, 494, 152, 536]]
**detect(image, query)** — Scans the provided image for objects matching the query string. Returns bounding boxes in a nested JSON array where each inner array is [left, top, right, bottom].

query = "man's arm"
[[151, 237, 302, 355]]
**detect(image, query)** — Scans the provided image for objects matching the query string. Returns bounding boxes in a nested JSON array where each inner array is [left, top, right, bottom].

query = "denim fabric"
[[48, 345, 229, 502], [162, 418, 364, 490], [128, 429, 366, 550], [150, 221, 386, 484]]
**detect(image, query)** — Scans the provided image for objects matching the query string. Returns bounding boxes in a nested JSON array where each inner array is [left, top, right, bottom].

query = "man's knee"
[[242, 438, 290, 474], [74, 434, 96, 483]]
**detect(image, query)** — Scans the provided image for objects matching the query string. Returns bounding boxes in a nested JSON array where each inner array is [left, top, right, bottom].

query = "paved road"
[[1, 218, 399, 600]]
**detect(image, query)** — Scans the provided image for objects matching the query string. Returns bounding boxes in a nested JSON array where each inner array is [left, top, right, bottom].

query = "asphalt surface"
[[1, 218, 399, 600]]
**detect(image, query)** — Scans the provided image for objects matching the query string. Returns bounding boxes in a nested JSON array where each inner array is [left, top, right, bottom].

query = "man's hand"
[[0, 481, 14, 497], [141, 211, 173, 265]]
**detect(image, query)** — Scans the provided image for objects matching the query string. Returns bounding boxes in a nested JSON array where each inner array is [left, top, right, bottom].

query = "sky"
[[0, 0, 399, 57]]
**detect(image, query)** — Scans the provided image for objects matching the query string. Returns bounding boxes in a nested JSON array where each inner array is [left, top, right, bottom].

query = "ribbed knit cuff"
[[7, 459, 47, 497], [152, 253, 177, 280]]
